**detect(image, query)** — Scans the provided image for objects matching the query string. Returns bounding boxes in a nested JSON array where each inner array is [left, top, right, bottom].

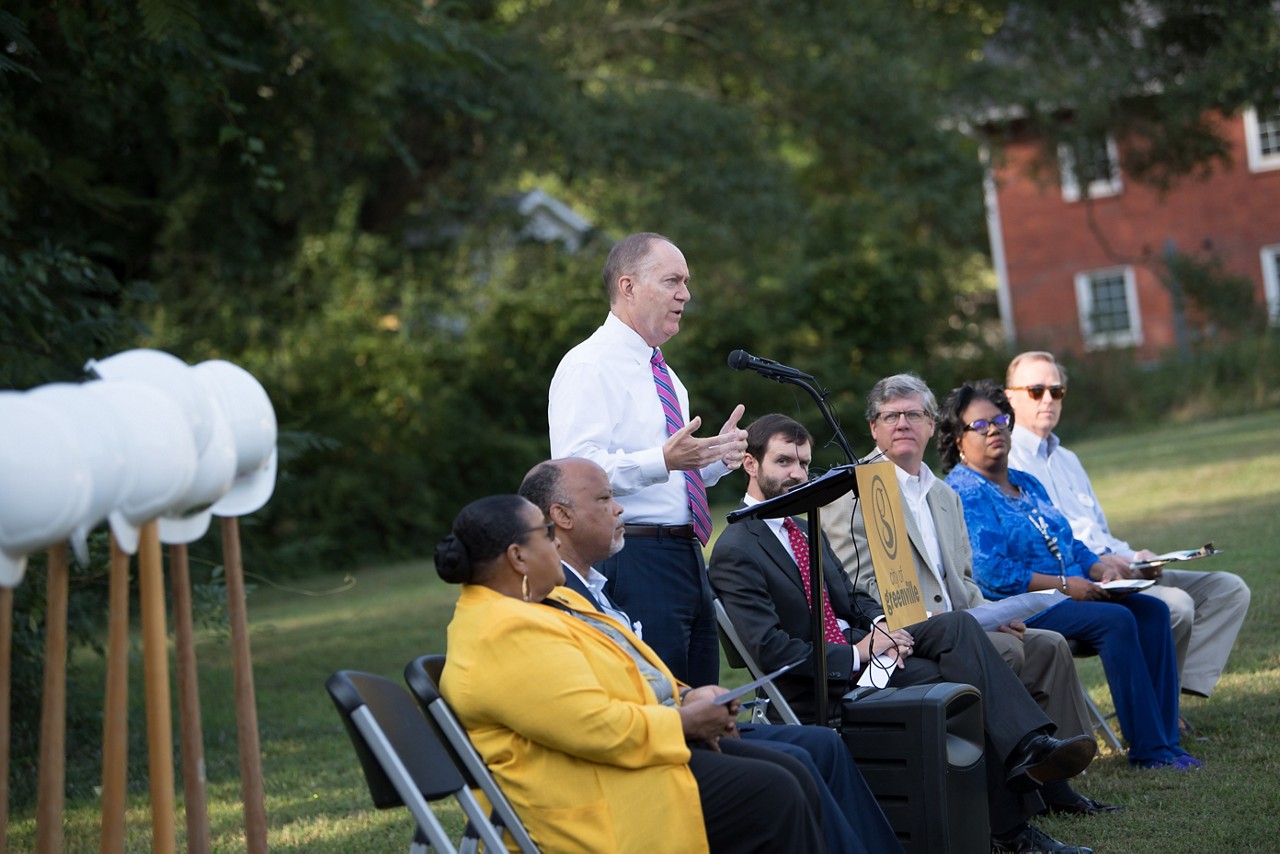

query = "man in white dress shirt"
[[1004, 351, 1250, 699], [547, 232, 748, 686]]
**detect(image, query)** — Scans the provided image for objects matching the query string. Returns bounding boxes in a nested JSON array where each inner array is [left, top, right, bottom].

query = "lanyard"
[[1028, 511, 1067, 574]]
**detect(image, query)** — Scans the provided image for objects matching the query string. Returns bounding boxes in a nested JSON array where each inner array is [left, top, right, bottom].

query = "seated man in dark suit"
[[520, 456, 902, 854], [708, 413, 1097, 854]]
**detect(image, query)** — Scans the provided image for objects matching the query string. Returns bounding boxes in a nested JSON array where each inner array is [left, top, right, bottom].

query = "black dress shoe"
[[1045, 794, 1128, 816], [1038, 780, 1127, 817], [992, 822, 1094, 853], [1006, 733, 1097, 793]]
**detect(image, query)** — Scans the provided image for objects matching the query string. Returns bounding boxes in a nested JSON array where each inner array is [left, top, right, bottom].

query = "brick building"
[[982, 108, 1280, 361]]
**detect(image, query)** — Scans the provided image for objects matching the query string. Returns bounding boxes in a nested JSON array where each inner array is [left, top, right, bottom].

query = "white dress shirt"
[[561, 560, 643, 638], [548, 312, 730, 524], [1008, 424, 1134, 557]]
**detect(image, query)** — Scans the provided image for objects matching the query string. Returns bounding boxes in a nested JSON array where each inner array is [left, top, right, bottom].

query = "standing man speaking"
[[549, 232, 748, 686]]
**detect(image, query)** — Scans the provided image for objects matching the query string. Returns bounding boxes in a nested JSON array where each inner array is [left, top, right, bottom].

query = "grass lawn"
[[7, 410, 1279, 851]]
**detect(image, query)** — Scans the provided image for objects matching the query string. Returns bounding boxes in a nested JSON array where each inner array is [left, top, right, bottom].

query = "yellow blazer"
[[442, 584, 708, 854]]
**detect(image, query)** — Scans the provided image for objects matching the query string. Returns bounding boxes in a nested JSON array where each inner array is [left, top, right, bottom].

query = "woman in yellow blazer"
[[434, 494, 822, 854]]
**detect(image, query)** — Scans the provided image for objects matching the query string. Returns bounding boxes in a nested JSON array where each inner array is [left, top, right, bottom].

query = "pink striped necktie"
[[650, 348, 712, 545], [783, 517, 848, 646]]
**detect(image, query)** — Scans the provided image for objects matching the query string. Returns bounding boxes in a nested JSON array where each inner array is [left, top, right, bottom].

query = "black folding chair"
[[404, 655, 540, 854], [326, 669, 509, 854], [713, 598, 803, 725]]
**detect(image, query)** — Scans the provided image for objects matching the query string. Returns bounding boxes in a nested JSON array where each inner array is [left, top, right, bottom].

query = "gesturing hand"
[[717, 404, 749, 470], [662, 405, 748, 473]]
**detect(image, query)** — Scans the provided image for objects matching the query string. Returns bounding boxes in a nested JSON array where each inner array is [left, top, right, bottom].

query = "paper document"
[[967, 590, 1070, 632], [713, 659, 805, 705], [1130, 543, 1223, 572], [856, 652, 900, 688]]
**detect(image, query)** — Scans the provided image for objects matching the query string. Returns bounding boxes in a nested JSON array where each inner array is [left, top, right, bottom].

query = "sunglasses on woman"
[[1006, 384, 1067, 401]]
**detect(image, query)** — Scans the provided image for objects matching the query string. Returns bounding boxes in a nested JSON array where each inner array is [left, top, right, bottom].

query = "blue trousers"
[[741, 725, 903, 854], [598, 533, 719, 687], [1029, 594, 1183, 764]]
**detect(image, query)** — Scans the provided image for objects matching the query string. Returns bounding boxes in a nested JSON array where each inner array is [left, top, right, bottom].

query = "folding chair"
[[325, 669, 509, 854], [404, 655, 540, 854], [1065, 640, 1125, 752], [712, 598, 803, 725]]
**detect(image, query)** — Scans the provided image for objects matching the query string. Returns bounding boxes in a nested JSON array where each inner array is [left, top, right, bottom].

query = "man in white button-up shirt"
[[1004, 351, 1250, 700], [548, 232, 748, 686]]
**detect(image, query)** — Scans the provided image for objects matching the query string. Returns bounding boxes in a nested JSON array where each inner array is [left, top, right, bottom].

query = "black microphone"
[[727, 349, 814, 381]]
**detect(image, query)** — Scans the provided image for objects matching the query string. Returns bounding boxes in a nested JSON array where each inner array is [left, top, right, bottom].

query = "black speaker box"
[[841, 682, 989, 854]]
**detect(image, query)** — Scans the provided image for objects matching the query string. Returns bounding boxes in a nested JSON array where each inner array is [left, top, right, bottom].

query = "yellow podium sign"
[[853, 461, 927, 630]]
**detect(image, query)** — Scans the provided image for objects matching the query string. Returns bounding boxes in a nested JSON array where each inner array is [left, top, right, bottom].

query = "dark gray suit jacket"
[[708, 511, 883, 722]]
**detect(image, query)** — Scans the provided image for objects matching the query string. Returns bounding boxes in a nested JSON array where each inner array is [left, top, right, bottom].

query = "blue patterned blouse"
[[944, 465, 1101, 600]]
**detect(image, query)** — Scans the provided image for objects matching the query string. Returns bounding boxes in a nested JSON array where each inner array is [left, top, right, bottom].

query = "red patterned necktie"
[[782, 517, 848, 646], [650, 348, 712, 545]]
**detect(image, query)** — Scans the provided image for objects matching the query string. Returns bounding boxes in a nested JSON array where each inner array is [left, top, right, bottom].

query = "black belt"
[[623, 524, 696, 540]]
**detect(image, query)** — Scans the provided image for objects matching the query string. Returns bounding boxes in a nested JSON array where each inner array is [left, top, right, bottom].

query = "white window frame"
[[1059, 136, 1123, 203], [1074, 265, 1143, 350], [1243, 108, 1280, 173], [1262, 244, 1280, 325]]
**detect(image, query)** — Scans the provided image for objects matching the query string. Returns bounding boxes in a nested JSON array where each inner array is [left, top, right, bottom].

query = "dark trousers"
[[599, 533, 719, 686], [694, 738, 827, 853], [742, 725, 903, 854], [888, 611, 1051, 835], [1029, 594, 1182, 764]]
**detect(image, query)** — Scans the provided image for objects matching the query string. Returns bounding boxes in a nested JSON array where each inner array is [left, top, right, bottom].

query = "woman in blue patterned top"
[[938, 380, 1198, 771]]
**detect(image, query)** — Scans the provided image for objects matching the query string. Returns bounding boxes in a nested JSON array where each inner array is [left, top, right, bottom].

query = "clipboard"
[[1100, 579, 1156, 593], [712, 659, 805, 705], [1129, 542, 1223, 572]]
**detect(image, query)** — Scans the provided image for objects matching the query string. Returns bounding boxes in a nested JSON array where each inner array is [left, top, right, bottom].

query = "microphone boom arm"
[[762, 372, 857, 465]]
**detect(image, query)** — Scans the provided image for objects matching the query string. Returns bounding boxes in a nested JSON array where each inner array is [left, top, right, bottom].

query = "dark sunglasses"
[[964, 413, 1012, 434], [1007, 384, 1067, 401]]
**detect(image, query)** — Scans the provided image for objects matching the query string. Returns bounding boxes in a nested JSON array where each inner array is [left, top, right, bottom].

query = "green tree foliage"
[[3, 0, 1276, 577]]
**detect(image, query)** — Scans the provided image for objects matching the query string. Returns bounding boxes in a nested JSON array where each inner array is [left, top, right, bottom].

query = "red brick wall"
[[990, 111, 1280, 360]]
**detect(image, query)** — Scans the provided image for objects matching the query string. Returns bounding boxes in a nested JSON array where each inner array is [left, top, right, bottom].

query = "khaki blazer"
[[823, 469, 985, 615]]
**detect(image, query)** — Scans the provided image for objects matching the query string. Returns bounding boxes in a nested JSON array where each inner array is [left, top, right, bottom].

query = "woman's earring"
[[521, 574, 530, 602], [959, 451, 967, 464]]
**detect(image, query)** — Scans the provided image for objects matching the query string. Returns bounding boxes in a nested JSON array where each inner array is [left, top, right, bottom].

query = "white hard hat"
[[0, 392, 93, 586], [26, 383, 133, 565], [195, 360, 278, 517], [157, 401, 237, 544], [82, 381, 198, 555], [85, 349, 214, 455]]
